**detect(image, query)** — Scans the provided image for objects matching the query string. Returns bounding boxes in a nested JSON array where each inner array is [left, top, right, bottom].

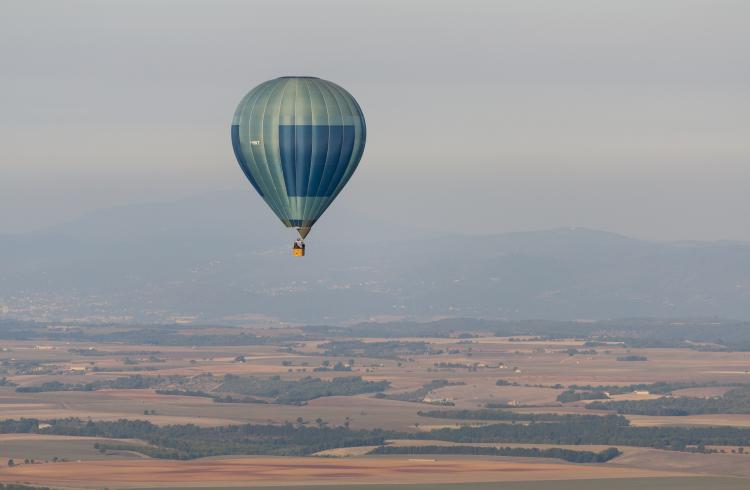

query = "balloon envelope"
[[231, 77, 366, 237]]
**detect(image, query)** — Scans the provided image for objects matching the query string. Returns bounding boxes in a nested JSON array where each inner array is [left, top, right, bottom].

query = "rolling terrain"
[[2, 191, 750, 323], [1, 320, 749, 488]]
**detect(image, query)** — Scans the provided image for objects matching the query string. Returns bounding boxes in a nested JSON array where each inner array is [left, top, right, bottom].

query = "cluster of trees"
[[495, 380, 520, 387], [416, 414, 750, 450], [304, 319, 750, 352], [587, 385, 750, 415], [564, 348, 597, 356], [313, 360, 352, 372], [590, 337, 750, 351], [2, 413, 749, 458], [560, 381, 747, 407], [0, 484, 51, 490], [320, 340, 429, 359], [219, 375, 390, 404], [433, 362, 489, 371], [566, 381, 730, 396], [91, 328, 287, 346], [0, 320, 303, 347], [417, 409, 600, 423], [6, 317, 750, 351], [16, 375, 186, 393], [0, 418, 391, 459], [5, 317, 750, 351], [67, 348, 161, 357], [91, 365, 158, 373], [593, 336, 750, 353], [154, 389, 267, 404], [0, 319, 41, 340], [484, 402, 527, 409], [557, 389, 609, 403], [1, 359, 55, 376], [304, 322, 464, 339], [616, 355, 648, 361], [380, 379, 462, 403], [371, 445, 622, 463], [17, 372, 392, 405]]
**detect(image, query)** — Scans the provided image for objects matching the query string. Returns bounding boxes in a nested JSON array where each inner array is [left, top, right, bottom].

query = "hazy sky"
[[2, 0, 748, 240]]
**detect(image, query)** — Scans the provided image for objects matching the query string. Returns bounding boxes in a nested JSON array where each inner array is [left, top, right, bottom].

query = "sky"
[[1, 0, 749, 240]]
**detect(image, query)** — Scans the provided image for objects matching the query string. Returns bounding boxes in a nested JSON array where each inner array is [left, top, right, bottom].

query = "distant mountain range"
[[2, 191, 750, 323]]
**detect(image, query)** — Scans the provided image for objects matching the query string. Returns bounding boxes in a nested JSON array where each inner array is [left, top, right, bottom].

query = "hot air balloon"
[[231, 77, 366, 256]]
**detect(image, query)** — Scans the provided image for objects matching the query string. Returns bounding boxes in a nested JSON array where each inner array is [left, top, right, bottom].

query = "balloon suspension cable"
[[297, 227, 311, 239]]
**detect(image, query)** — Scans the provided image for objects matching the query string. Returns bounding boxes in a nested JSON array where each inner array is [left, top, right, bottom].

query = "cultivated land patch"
[[316, 439, 750, 478], [0, 434, 149, 461], [3, 324, 750, 488], [0, 456, 690, 489], [123, 478, 750, 490]]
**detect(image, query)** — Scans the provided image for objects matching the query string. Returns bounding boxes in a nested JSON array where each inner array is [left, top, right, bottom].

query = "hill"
[[1, 191, 749, 323]]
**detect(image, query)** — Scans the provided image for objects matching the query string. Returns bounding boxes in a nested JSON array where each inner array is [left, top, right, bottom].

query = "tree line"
[[154, 389, 267, 404], [320, 340, 429, 359], [219, 375, 390, 404], [587, 385, 750, 415], [417, 409, 603, 423], [15, 375, 186, 393], [0, 418, 391, 459], [416, 413, 750, 450], [371, 445, 622, 463], [566, 381, 736, 396], [0, 485, 51, 490]]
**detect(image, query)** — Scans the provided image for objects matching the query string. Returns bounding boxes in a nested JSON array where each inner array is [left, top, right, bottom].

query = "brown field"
[[2, 331, 750, 488], [368, 440, 750, 478], [315, 439, 640, 458], [142, 479, 750, 490], [3, 337, 750, 433], [0, 434, 149, 461], [0, 455, 691, 489]]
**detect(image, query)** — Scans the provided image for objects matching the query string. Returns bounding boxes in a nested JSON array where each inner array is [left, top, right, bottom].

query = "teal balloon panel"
[[231, 77, 366, 232]]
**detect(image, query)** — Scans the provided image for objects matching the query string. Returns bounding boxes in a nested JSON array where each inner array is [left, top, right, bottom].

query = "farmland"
[[0, 318, 749, 488]]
